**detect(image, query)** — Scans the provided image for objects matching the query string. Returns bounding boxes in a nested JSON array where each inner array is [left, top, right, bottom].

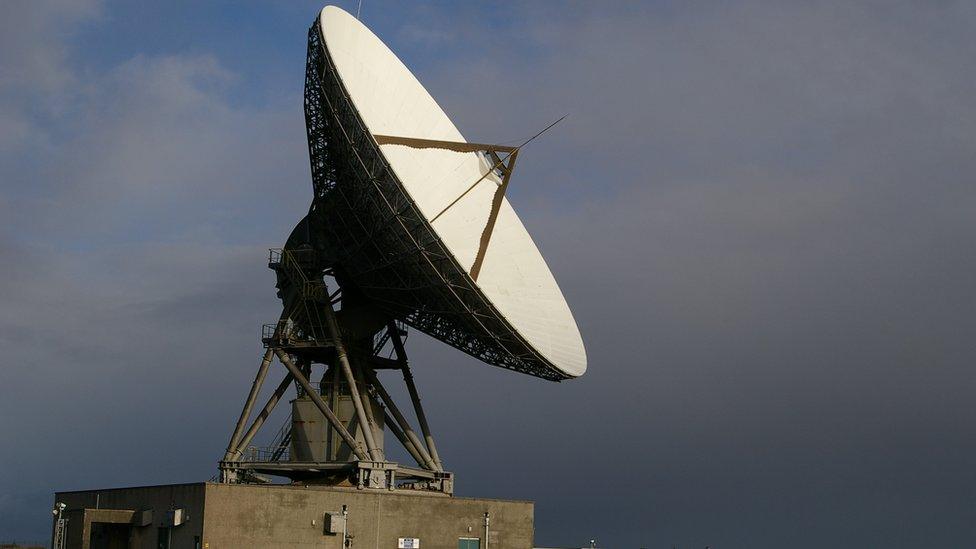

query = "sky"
[[1, 1, 975, 547]]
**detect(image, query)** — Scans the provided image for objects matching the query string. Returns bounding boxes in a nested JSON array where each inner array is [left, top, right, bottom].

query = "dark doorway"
[[89, 522, 130, 549], [156, 527, 171, 549]]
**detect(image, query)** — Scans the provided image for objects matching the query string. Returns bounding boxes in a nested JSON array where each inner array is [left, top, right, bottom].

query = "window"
[[458, 538, 480, 549]]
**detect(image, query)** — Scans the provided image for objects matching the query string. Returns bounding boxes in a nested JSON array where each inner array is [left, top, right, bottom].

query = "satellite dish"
[[308, 5, 586, 380], [219, 5, 585, 489]]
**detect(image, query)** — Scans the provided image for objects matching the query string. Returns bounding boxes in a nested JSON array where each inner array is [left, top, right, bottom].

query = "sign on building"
[[398, 538, 420, 548]]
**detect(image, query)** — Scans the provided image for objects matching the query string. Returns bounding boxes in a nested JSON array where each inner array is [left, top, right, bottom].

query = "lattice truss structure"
[[219, 245, 452, 492]]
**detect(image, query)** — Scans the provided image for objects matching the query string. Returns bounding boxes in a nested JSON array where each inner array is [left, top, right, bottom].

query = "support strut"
[[389, 322, 443, 470], [319, 287, 384, 461], [382, 409, 427, 468], [354, 362, 383, 460], [275, 349, 370, 461], [365, 367, 439, 471], [230, 371, 294, 459], [223, 348, 274, 461]]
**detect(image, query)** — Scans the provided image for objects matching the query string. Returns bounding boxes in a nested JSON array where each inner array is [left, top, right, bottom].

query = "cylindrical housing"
[[289, 376, 384, 463], [290, 398, 330, 462]]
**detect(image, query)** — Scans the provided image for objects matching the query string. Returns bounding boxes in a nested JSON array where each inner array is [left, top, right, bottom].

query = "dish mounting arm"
[[373, 134, 519, 281]]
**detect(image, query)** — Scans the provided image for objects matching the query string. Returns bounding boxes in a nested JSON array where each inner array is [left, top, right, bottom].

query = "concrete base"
[[54, 482, 534, 549]]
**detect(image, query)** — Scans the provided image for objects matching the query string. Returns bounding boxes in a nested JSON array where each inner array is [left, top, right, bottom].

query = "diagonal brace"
[[275, 349, 370, 462]]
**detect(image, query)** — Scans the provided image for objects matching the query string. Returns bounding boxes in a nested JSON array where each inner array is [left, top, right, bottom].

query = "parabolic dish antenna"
[[306, 6, 586, 380], [219, 3, 586, 490]]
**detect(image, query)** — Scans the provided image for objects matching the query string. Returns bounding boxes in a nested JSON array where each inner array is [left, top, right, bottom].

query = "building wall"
[[203, 483, 533, 549], [55, 483, 206, 549], [54, 483, 534, 549]]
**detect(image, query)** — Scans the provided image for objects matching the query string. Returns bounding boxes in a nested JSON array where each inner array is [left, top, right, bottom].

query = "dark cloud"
[[407, 3, 976, 547], [2, 1, 975, 547]]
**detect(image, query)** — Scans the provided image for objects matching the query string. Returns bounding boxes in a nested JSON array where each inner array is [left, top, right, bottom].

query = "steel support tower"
[[218, 247, 452, 494]]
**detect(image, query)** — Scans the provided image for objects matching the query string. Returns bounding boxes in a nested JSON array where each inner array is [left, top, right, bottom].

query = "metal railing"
[[238, 409, 292, 463], [262, 320, 333, 348], [268, 248, 283, 267], [239, 445, 290, 463]]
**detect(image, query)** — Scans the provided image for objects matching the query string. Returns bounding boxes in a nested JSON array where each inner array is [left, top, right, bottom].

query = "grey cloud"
[[0, 0, 307, 539], [394, 2, 976, 547], [0, 0, 101, 153], [2, 2, 975, 548]]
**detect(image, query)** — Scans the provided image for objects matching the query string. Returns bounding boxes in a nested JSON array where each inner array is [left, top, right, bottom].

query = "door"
[[458, 538, 480, 549], [157, 527, 171, 549]]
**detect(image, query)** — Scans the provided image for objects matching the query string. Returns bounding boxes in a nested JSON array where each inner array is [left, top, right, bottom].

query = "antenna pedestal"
[[217, 248, 453, 495]]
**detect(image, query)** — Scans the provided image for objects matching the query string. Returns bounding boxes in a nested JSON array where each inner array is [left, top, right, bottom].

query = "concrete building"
[[53, 483, 534, 549]]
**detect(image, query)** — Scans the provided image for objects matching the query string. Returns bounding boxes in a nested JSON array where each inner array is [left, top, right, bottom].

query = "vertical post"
[[275, 349, 369, 461], [223, 348, 274, 461], [328, 364, 342, 459], [318, 288, 383, 461], [389, 323, 443, 470], [299, 357, 312, 393], [484, 512, 490, 549]]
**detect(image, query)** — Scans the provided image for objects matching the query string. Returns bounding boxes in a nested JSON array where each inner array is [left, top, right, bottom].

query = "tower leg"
[[223, 348, 274, 461], [365, 367, 438, 471], [390, 323, 443, 470], [320, 291, 384, 461], [354, 362, 383, 459], [382, 408, 427, 468], [230, 372, 294, 458]]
